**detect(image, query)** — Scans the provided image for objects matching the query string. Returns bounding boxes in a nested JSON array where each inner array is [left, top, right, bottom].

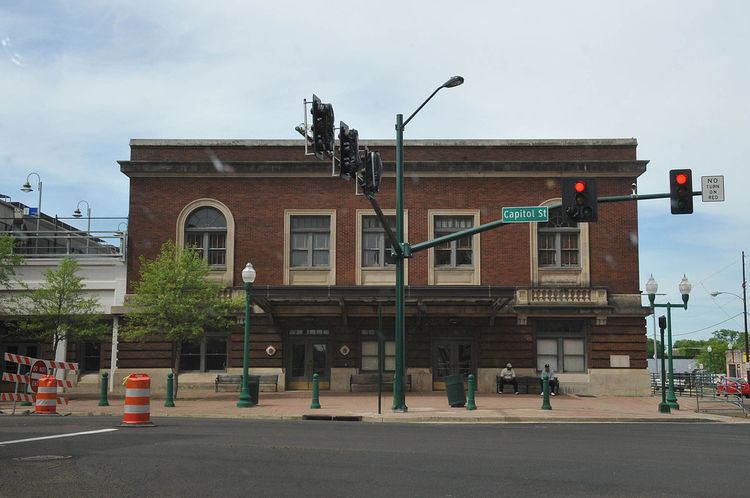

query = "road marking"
[[0, 428, 118, 446]]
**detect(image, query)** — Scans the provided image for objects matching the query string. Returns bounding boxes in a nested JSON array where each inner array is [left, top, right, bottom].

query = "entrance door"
[[286, 340, 331, 390], [432, 340, 474, 391]]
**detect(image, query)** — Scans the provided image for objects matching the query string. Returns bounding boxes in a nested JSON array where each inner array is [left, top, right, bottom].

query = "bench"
[[350, 373, 412, 392], [215, 374, 279, 392], [497, 375, 555, 394]]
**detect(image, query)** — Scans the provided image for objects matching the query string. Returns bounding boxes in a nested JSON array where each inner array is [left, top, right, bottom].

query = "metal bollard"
[[164, 373, 175, 407], [466, 374, 477, 410], [310, 373, 321, 409], [98, 372, 109, 406], [541, 374, 552, 410]]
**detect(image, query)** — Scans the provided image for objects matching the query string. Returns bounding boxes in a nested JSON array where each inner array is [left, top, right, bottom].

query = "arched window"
[[538, 208, 579, 268], [184, 207, 227, 267]]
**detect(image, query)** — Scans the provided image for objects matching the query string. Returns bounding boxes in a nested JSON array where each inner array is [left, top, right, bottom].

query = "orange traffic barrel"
[[35, 375, 57, 415], [122, 374, 154, 426]]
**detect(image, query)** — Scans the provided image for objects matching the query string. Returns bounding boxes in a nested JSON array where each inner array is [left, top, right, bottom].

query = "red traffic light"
[[575, 180, 586, 193], [675, 173, 688, 185]]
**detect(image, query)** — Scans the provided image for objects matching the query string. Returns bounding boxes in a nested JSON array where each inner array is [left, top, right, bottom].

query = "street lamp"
[[392, 75, 464, 412], [707, 345, 713, 376], [710, 283, 749, 384], [20, 172, 43, 252], [647, 274, 692, 410], [73, 200, 92, 253], [237, 262, 257, 408]]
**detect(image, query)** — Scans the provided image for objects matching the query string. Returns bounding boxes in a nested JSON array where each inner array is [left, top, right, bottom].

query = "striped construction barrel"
[[122, 374, 152, 426], [35, 376, 57, 415]]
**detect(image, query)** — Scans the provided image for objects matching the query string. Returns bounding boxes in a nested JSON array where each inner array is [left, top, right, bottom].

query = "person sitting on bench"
[[539, 363, 559, 396], [499, 362, 519, 394]]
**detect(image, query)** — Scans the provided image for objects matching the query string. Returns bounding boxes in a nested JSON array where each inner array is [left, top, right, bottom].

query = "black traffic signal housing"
[[338, 121, 361, 180], [669, 169, 694, 214], [361, 151, 383, 194], [562, 178, 598, 222], [310, 94, 335, 160]]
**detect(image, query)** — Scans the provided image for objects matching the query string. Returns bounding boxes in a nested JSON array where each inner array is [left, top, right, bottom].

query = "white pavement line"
[[0, 428, 119, 446]]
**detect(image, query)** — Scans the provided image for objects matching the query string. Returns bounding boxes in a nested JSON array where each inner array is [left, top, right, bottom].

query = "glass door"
[[432, 340, 474, 391], [286, 339, 331, 390]]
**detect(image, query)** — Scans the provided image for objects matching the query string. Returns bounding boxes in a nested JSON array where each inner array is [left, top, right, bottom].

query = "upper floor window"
[[538, 208, 579, 268], [185, 207, 227, 267], [362, 216, 396, 268], [434, 216, 473, 267], [290, 215, 330, 268]]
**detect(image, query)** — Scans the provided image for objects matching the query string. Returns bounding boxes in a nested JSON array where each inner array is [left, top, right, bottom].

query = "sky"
[[0, 0, 747, 343]]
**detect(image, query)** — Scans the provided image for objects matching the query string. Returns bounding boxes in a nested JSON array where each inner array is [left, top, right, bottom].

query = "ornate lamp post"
[[706, 345, 713, 377], [72, 200, 92, 253], [20, 172, 43, 253], [392, 75, 464, 412], [646, 274, 692, 410], [237, 262, 257, 408]]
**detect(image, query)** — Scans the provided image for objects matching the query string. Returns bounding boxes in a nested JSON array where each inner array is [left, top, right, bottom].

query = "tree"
[[0, 234, 23, 290], [646, 338, 664, 359], [14, 257, 107, 357], [123, 241, 236, 397], [711, 329, 742, 348]]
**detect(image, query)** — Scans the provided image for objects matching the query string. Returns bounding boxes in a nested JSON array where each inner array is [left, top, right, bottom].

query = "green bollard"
[[310, 373, 321, 409], [541, 374, 552, 410], [98, 372, 109, 406], [466, 374, 477, 411], [164, 373, 175, 407]]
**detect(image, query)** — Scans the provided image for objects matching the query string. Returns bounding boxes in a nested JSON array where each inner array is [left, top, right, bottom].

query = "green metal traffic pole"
[[466, 374, 477, 410], [98, 372, 109, 406], [310, 373, 321, 409], [237, 280, 255, 407], [164, 373, 175, 407], [658, 323, 671, 413], [665, 305, 679, 410], [541, 373, 552, 410], [392, 113, 407, 413]]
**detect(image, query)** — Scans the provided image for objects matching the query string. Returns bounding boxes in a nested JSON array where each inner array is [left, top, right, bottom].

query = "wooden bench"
[[497, 375, 553, 394], [350, 373, 412, 392], [215, 374, 279, 392]]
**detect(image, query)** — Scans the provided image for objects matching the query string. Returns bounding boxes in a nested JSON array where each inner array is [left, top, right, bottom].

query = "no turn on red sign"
[[701, 175, 725, 202]]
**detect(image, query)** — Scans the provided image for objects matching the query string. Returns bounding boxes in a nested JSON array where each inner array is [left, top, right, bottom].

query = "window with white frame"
[[538, 207, 579, 268], [184, 207, 227, 267], [290, 215, 331, 267], [360, 330, 395, 371], [362, 215, 396, 268], [434, 216, 474, 267], [536, 336, 585, 373]]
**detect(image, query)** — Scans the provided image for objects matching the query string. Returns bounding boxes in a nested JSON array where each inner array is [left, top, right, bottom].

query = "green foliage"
[[0, 234, 23, 290], [124, 241, 234, 344], [646, 338, 664, 358], [14, 257, 107, 355], [668, 329, 744, 373]]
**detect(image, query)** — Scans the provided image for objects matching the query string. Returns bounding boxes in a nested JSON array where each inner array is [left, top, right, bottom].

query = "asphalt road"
[[0, 417, 747, 497]]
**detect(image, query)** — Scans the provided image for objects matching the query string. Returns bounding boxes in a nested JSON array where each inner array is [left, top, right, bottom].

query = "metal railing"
[[3, 230, 126, 260], [652, 372, 746, 416]]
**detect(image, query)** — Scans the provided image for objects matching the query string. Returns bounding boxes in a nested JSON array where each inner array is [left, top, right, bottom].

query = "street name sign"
[[501, 206, 549, 223], [701, 175, 725, 202]]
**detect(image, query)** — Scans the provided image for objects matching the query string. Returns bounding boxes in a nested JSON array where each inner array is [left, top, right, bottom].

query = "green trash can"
[[248, 375, 260, 405], [445, 374, 466, 407]]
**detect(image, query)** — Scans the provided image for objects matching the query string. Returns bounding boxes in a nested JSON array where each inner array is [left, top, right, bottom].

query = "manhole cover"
[[13, 455, 72, 462]]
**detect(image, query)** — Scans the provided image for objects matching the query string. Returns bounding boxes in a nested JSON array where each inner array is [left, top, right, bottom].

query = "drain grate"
[[302, 415, 362, 422]]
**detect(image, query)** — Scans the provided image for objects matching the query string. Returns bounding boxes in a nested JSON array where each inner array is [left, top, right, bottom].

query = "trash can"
[[248, 375, 260, 405], [444, 374, 466, 407]]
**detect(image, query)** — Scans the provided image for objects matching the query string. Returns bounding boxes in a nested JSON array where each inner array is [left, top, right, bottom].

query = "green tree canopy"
[[14, 256, 107, 356], [0, 234, 23, 290], [123, 241, 237, 395]]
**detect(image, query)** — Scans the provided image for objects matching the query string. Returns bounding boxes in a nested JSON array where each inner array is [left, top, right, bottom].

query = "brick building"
[[118, 138, 651, 395]]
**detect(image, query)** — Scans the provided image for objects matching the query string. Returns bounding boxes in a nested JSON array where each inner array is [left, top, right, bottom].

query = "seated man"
[[498, 362, 519, 394], [539, 363, 559, 395]]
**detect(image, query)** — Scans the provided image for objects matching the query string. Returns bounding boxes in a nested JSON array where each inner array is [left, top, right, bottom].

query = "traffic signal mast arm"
[[405, 190, 701, 256], [364, 192, 404, 257]]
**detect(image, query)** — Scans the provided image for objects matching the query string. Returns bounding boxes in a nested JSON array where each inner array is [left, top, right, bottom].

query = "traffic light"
[[310, 94, 334, 160], [562, 178, 598, 222], [361, 151, 383, 193], [669, 169, 693, 214], [338, 121, 361, 180]]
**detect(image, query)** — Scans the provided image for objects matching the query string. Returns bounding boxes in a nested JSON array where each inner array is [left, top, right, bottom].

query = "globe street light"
[[73, 200, 92, 253], [20, 172, 43, 253], [237, 262, 257, 408], [647, 274, 692, 410], [392, 75, 464, 412], [707, 345, 713, 377]]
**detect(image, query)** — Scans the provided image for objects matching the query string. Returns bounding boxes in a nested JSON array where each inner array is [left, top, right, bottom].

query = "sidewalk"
[[4, 392, 747, 423]]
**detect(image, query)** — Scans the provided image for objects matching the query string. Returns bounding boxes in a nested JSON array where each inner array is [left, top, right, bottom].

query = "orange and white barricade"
[[1, 353, 77, 415], [34, 376, 58, 415], [122, 374, 154, 426]]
